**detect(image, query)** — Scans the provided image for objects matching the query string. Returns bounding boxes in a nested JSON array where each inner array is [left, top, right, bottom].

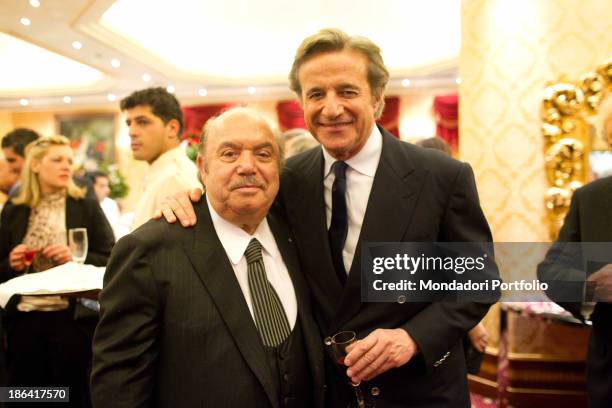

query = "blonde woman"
[[0, 135, 114, 407]]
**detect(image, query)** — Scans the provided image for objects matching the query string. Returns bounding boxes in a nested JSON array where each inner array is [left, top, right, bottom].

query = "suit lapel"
[[283, 149, 344, 304], [267, 212, 304, 314], [183, 201, 279, 408], [331, 130, 427, 332]]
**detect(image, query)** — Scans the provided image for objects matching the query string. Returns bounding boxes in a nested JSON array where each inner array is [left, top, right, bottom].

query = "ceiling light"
[[401, 79, 411, 87], [107, 93, 116, 102], [20, 99, 29, 106], [72, 41, 82, 50], [198, 88, 208, 96], [29, 0, 40, 7], [141, 73, 151, 82], [0, 33, 104, 92], [455, 77, 462, 85], [247, 86, 256, 95], [111, 58, 121, 68], [20, 17, 31, 26], [63, 96, 72, 104], [167, 85, 175, 94]]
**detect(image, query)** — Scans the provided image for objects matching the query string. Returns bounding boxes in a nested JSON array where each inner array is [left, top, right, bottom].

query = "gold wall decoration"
[[542, 59, 612, 239]]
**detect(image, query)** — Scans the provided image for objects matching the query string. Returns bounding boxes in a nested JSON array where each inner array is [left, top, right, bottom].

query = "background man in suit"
[[538, 95, 612, 407], [160, 29, 497, 407], [538, 176, 612, 408], [91, 108, 324, 408]]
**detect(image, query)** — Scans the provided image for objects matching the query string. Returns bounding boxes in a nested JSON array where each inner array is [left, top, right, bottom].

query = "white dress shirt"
[[207, 197, 298, 329], [323, 125, 383, 274], [132, 145, 201, 230]]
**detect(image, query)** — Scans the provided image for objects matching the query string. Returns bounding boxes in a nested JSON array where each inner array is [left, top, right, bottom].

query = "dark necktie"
[[245, 238, 291, 347], [328, 161, 349, 285]]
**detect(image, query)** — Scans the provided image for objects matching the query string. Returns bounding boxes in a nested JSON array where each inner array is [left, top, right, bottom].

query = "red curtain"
[[433, 94, 459, 151], [182, 104, 236, 139], [276, 100, 306, 131], [378, 96, 399, 137], [276, 96, 400, 137]]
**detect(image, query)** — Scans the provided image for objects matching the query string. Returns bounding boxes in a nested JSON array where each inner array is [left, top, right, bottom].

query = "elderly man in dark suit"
[[91, 108, 325, 408], [160, 29, 498, 407]]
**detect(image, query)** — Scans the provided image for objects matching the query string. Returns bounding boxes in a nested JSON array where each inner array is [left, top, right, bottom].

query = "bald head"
[[199, 108, 283, 166]]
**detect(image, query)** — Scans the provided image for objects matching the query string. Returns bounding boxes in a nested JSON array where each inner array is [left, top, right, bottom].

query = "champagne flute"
[[68, 228, 88, 264], [331, 331, 373, 408], [582, 280, 597, 324]]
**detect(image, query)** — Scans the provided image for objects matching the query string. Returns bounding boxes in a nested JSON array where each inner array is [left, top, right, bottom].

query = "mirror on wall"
[[541, 59, 612, 239]]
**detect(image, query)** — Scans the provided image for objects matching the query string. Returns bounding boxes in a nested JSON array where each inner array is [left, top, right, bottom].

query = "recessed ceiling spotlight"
[[107, 93, 117, 102], [401, 79, 411, 87], [72, 41, 82, 50], [20, 17, 31, 26], [455, 77, 462, 85], [141, 73, 151, 82], [111, 58, 121, 68], [29, 0, 40, 7], [20, 99, 29, 106], [167, 85, 175, 94], [198, 88, 208, 97], [63, 96, 72, 104], [247, 86, 256, 95]]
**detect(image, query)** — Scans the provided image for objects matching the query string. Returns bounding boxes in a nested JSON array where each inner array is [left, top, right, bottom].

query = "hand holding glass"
[[23, 247, 39, 274], [68, 228, 88, 264], [331, 331, 373, 408]]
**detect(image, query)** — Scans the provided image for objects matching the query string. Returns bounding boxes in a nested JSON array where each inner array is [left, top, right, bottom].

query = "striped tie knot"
[[245, 238, 263, 264]]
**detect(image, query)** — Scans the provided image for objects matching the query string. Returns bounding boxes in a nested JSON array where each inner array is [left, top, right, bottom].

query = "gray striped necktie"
[[245, 238, 291, 347]]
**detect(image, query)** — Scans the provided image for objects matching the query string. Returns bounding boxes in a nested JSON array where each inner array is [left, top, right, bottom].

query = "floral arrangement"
[[185, 135, 201, 162], [102, 164, 129, 199]]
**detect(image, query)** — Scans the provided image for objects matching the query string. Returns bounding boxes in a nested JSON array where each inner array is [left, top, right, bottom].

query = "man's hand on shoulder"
[[344, 328, 418, 384], [153, 188, 203, 227]]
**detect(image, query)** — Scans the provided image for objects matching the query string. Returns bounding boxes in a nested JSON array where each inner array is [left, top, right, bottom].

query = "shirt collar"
[[323, 125, 382, 178], [206, 195, 279, 265], [149, 145, 185, 173]]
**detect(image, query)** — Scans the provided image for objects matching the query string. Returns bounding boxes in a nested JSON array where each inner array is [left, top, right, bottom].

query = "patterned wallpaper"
[[460, 0, 612, 242]]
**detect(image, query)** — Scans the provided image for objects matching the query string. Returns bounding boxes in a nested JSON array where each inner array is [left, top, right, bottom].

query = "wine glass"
[[23, 247, 39, 274], [331, 331, 374, 408], [68, 228, 88, 264]]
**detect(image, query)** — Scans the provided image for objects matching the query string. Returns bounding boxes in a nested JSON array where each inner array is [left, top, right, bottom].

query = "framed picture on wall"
[[55, 113, 117, 170]]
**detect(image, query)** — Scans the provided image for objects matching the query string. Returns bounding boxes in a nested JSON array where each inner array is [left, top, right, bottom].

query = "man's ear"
[[372, 91, 383, 113], [196, 153, 206, 185], [166, 119, 181, 140]]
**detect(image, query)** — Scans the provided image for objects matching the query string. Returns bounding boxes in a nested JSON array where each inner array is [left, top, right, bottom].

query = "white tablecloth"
[[0, 262, 105, 309]]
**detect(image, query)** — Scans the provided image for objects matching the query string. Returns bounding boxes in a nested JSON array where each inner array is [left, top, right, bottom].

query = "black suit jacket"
[[0, 196, 115, 283], [280, 127, 497, 407], [538, 176, 612, 408], [91, 199, 325, 408]]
